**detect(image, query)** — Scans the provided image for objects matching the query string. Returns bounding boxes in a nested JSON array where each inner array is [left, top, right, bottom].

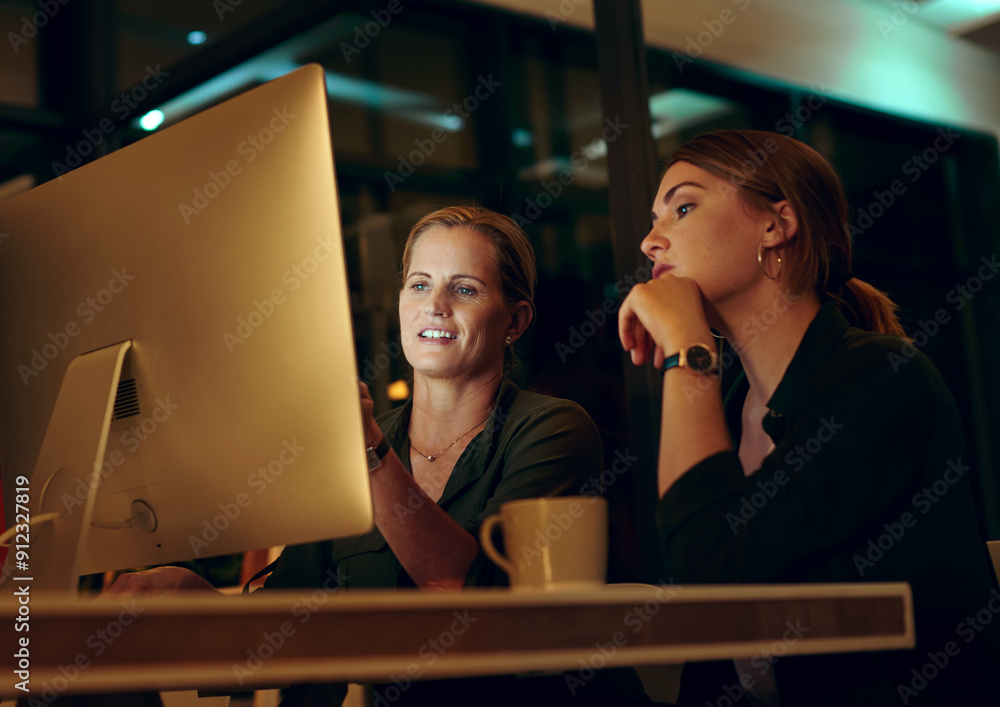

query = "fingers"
[[618, 292, 643, 352], [620, 292, 655, 367], [357, 381, 385, 448], [630, 323, 653, 366], [652, 344, 665, 370]]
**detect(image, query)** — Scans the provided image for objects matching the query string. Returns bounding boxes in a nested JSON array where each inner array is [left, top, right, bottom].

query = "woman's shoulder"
[[809, 324, 956, 409], [503, 385, 596, 425]]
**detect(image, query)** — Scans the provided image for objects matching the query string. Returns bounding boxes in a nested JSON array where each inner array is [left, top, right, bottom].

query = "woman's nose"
[[426, 290, 450, 317], [640, 227, 668, 262]]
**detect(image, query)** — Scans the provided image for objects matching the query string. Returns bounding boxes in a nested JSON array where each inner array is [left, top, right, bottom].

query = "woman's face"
[[399, 226, 513, 382], [642, 161, 773, 305]]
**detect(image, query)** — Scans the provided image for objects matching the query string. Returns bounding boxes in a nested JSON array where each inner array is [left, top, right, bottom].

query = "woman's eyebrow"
[[662, 180, 707, 204], [406, 272, 487, 285], [652, 181, 707, 222]]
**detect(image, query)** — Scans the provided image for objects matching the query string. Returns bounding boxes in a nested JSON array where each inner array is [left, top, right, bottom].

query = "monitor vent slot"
[[112, 378, 140, 420]]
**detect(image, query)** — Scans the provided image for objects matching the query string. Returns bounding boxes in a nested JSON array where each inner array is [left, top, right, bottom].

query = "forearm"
[[368, 451, 480, 589], [658, 369, 732, 496]]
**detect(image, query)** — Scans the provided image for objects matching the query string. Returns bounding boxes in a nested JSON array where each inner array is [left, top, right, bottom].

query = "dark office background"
[[1, 0, 997, 584]]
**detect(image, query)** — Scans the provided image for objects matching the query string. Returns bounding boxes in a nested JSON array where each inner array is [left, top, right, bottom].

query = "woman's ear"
[[762, 200, 799, 248], [505, 300, 533, 343]]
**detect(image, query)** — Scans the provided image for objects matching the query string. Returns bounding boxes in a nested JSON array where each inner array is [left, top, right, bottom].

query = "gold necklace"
[[409, 412, 492, 462]]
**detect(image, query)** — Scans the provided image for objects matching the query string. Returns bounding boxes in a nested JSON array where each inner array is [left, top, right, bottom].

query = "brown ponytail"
[[828, 279, 906, 338]]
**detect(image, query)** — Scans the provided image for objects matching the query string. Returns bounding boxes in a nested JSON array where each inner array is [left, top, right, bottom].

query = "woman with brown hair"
[[619, 129, 998, 706]]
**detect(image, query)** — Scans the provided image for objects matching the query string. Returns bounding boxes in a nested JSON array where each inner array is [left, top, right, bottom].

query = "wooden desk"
[[1, 583, 913, 698]]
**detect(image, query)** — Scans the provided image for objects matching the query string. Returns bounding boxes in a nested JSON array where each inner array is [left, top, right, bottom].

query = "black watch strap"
[[661, 352, 681, 372], [661, 343, 720, 379]]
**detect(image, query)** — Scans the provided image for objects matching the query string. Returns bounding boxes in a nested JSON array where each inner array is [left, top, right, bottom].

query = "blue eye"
[[456, 285, 477, 296], [676, 203, 694, 218], [411, 282, 428, 292]]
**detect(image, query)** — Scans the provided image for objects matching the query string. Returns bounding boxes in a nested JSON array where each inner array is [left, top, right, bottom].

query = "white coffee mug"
[[479, 496, 608, 591]]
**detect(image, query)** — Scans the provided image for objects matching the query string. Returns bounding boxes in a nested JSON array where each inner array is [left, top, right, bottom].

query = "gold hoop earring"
[[504, 336, 512, 345], [757, 242, 781, 281]]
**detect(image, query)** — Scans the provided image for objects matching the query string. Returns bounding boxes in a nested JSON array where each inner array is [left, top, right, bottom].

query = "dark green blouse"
[[265, 378, 603, 590], [658, 302, 999, 706], [261, 381, 650, 705]]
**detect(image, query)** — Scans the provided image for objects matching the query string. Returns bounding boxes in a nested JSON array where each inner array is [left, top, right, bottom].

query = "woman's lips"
[[652, 263, 674, 279], [418, 327, 458, 343]]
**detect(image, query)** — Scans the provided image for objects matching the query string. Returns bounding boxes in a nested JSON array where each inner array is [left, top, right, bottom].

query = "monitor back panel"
[[0, 65, 373, 574]]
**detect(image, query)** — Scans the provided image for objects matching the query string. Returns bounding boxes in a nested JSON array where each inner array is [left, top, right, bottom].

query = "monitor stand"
[[2, 340, 133, 593]]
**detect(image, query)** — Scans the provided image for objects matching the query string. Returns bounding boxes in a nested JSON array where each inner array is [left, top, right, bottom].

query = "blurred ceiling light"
[[900, 0, 1000, 31], [512, 128, 533, 147], [648, 88, 737, 138], [139, 110, 165, 131], [518, 88, 735, 182], [187, 30, 207, 45], [137, 56, 462, 133]]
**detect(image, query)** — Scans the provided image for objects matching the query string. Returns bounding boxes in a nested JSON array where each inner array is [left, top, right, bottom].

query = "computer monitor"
[[0, 64, 373, 592]]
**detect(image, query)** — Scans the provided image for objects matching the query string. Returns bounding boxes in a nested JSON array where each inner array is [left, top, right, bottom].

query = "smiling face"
[[399, 226, 514, 383], [642, 161, 776, 306]]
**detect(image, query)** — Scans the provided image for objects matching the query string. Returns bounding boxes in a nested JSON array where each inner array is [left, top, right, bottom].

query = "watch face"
[[686, 345, 715, 373]]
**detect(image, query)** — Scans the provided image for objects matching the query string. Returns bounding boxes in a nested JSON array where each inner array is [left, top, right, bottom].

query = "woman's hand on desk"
[[99, 566, 220, 598]]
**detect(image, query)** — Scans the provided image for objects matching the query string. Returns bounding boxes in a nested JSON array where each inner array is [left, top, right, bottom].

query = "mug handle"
[[479, 514, 517, 577]]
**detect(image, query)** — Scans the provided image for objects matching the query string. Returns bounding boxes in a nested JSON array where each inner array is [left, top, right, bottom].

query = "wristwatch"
[[365, 437, 391, 471], [661, 343, 720, 379]]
